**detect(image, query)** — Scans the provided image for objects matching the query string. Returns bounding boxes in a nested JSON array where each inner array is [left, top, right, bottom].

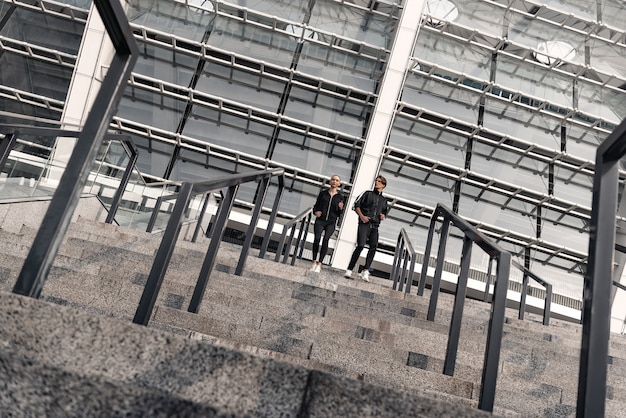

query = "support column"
[[50, 3, 117, 182], [332, 0, 426, 269]]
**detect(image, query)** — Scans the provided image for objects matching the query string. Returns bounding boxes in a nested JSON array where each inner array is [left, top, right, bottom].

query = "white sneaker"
[[314, 264, 321, 273], [360, 270, 370, 282], [343, 269, 352, 278], [310, 264, 317, 272]]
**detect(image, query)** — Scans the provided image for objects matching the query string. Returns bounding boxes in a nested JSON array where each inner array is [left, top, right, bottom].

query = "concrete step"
[[0, 290, 494, 418]]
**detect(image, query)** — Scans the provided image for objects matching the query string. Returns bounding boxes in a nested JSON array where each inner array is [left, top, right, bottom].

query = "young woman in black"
[[310, 175, 345, 273]]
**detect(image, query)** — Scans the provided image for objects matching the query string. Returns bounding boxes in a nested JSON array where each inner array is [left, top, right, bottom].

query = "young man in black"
[[344, 175, 389, 282]]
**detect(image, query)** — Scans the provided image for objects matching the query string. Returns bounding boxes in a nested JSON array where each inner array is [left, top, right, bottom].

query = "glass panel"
[[0, 53, 73, 101], [507, 12, 586, 67], [441, 0, 507, 39], [127, 0, 216, 42], [402, 74, 482, 125], [118, 88, 187, 132], [271, 129, 356, 179], [412, 32, 492, 80], [457, 188, 538, 237], [183, 104, 272, 157], [236, 0, 307, 21], [0, 8, 85, 54], [472, 141, 550, 195], [388, 118, 467, 168], [310, 0, 396, 49], [131, 134, 176, 178], [565, 123, 603, 160], [577, 80, 625, 125], [207, 15, 297, 67], [378, 161, 455, 209], [482, 98, 562, 151], [298, 43, 382, 91], [553, 166, 593, 207], [284, 87, 368, 136], [134, 42, 200, 87], [195, 61, 285, 112]]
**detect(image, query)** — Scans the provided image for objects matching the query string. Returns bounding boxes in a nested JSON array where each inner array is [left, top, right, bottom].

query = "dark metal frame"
[[390, 228, 417, 293], [10, 0, 138, 298], [577, 117, 626, 417], [1, 126, 138, 226], [416, 203, 510, 412], [513, 260, 552, 326], [274, 208, 313, 265], [133, 168, 285, 325]]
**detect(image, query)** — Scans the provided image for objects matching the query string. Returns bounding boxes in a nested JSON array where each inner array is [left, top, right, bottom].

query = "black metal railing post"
[[12, 0, 138, 298], [391, 229, 418, 294], [259, 175, 285, 259], [479, 251, 510, 411], [0, 131, 18, 170], [443, 236, 472, 376], [483, 256, 494, 303], [188, 184, 238, 314], [191, 193, 211, 243], [419, 204, 511, 412], [519, 270, 529, 320], [417, 213, 437, 296], [235, 176, 270, 275], [146, 195, 167, 233], [133, 183, 193, 325], [105, 137, 138, 224], [391, 234, 403, 290], [427, 219, 450, 321], [577, 117, 626, 418]]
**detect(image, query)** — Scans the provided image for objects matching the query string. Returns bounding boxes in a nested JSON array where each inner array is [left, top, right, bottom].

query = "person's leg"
[[363, 227, 379, 271], [311, 220, 324, 262], [318, 221, 335, 264], [311, 220, 324, 270], [347, 223, 368, 270]]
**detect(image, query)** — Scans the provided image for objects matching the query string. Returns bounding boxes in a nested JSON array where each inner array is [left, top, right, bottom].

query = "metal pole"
[[427, 219, 450, 321], [0, 131, 18, 170], [12, 0, 138, 297], [133, 183, 193, 325], [235, 177, 269, 275], [188, 185, 238, 313], [518, 271, 529, 320], [105, 141, 138, 224], [192, 193, 211, 243], [478, 252, 510, 411], [417, 213, 437, 296], [443, 236, 472, 376], [577, 139, 621, 417], [259, 176, 284, 259]]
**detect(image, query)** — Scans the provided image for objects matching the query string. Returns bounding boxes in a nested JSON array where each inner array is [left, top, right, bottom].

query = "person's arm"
[[379, 197, 389, 221], [312, 190, 323, 217], [355, 206, 369, 223]]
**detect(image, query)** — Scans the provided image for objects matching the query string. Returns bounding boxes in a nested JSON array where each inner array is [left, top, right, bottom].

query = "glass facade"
[[1, 0, 626, 307]]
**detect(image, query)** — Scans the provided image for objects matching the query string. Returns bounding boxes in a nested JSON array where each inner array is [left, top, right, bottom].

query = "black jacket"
[[353, 189, 389, 226], [313, 189, 345, 224]]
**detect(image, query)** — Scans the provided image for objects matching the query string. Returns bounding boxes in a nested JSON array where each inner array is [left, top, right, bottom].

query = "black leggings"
[[312, 219, 336, 263], [347, 222, 379, 271]]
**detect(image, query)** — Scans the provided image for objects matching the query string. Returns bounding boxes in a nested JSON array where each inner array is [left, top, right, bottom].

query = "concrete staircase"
[[1, 199, 625, 417]]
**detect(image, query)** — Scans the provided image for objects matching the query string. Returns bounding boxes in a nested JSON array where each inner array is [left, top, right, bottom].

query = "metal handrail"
[[416, 203, 510, 412], [9, 0, 137, 299], [390, 228, 417, 293], [512, 260, 553, 326], [274, 207, 313, 266], [0, 126, 139, 226], [577, 116, 626, 417], [133, 168, 285, 325]]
